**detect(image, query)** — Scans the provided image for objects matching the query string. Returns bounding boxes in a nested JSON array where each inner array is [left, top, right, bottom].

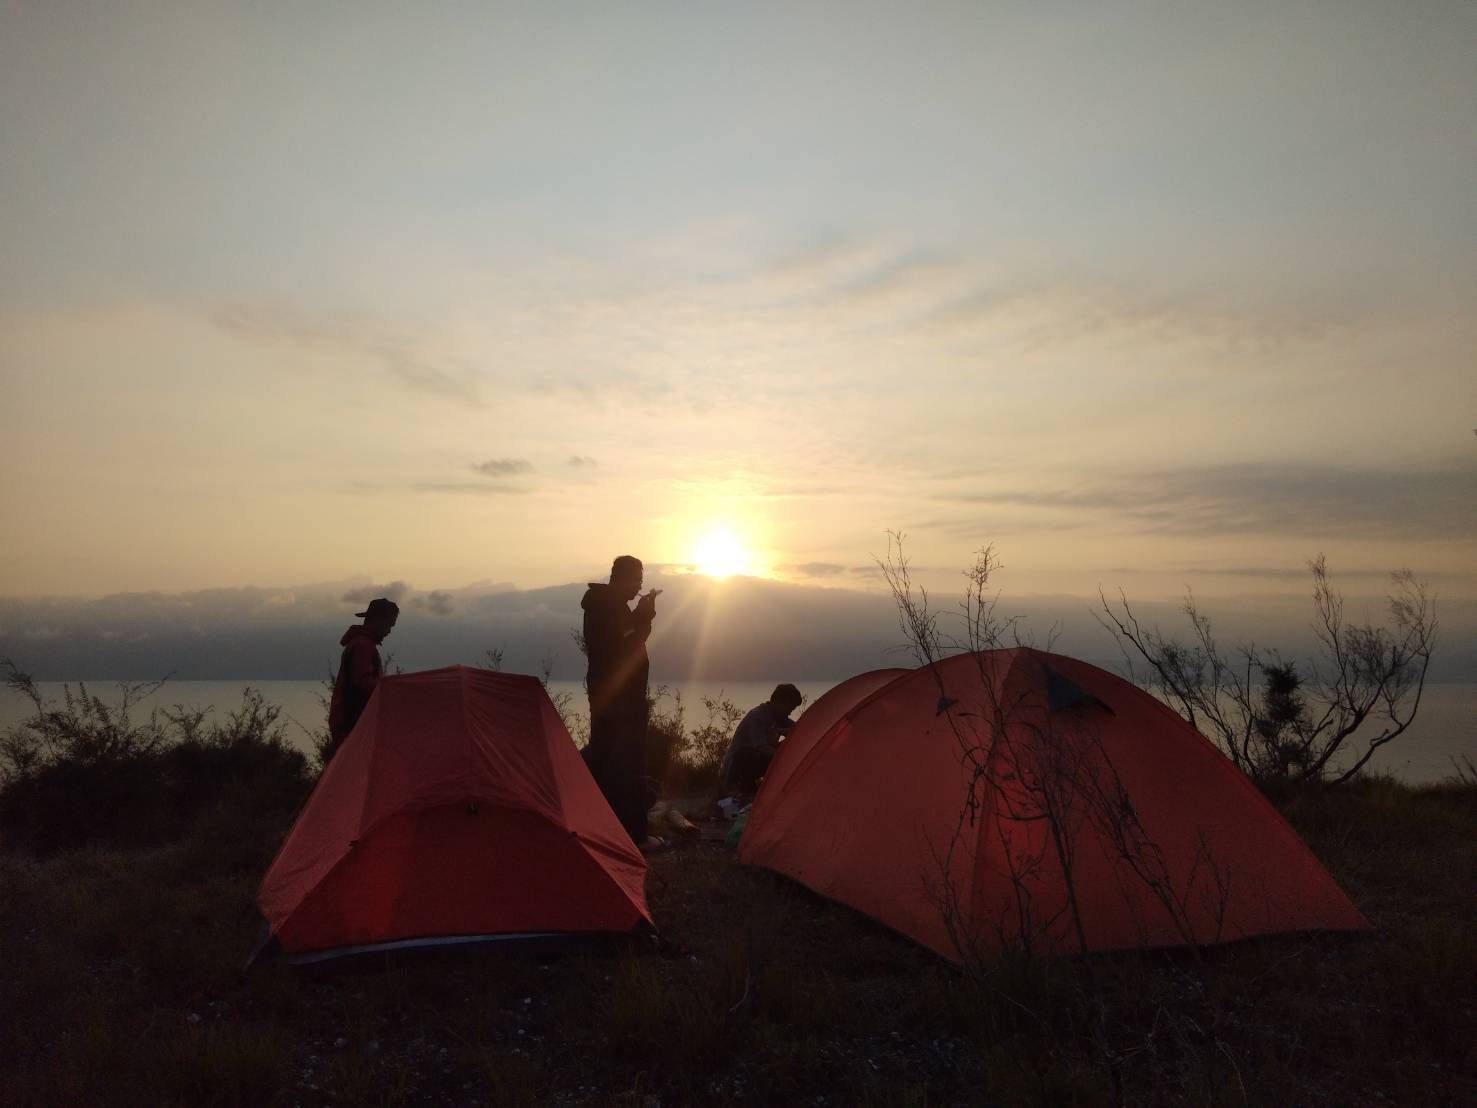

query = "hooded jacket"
[[327, 625, 383, 743], [581, 583, 653, 723]]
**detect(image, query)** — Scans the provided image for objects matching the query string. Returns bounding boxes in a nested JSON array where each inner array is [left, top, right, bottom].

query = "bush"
[[650, 691, 750, 796], [645, 685, 687, 791], [0, 664, 312, 855], [684, 695, 747, 783]]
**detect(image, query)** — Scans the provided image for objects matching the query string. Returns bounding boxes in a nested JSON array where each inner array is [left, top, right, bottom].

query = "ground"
[[1, 778, 1473, 1107]]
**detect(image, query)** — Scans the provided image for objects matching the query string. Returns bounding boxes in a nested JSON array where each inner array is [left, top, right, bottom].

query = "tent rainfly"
[[739, 648, 1370, 960], [257, 666, 651, 962]]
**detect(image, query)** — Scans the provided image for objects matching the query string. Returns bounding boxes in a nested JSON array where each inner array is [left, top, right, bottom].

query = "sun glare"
[[692, 529, 750, 578]]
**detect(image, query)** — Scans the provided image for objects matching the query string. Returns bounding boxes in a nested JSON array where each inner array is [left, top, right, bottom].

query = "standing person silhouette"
[[326, 597, 398, 761], [581, 555, 665, 851]]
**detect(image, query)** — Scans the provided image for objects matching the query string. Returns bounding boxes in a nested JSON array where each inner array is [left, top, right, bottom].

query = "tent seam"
[[533, 678, 568, 830], [461, 666, 472, 796], [568, 826, 653, 926], [777, 669, 915, 800]]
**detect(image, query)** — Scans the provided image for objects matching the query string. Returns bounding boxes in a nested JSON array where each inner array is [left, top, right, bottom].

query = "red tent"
[[258, 666, 651, 961], [739, 649, 1370, 960]]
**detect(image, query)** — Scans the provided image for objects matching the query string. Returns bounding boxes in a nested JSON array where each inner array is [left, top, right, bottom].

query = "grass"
[[0, 770, 1473, 1106]]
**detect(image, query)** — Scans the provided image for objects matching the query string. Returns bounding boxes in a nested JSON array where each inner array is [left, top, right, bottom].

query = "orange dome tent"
[[257, 666, 651, 962], [739, 649, 1369, 961]]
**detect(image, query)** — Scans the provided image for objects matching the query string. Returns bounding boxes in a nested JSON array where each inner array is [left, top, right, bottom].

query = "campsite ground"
[[1, 777, 1474, 1107]]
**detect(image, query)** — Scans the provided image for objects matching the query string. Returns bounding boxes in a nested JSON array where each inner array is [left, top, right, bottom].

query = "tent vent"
[[1044, 666, 1114, 715]]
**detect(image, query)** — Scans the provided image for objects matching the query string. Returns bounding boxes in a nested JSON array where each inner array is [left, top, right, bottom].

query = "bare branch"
[[1098, 557, 1436, 784]]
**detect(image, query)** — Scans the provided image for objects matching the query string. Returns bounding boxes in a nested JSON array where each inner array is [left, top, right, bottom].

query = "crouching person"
[[718, 683, 803, 800]]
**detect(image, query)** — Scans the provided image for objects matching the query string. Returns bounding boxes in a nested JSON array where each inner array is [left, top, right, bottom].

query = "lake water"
[[1, 677, 1470, 785]]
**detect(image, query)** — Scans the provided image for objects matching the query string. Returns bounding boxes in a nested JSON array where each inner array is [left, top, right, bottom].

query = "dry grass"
[[0, 776, 1473, 1106]]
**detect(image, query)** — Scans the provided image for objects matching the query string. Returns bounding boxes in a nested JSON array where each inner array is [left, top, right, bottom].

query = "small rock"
[[333, 1037, 348, 1050]]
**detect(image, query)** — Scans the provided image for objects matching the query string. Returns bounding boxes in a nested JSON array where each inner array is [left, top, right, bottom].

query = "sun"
[[692, 528, 750, 578]]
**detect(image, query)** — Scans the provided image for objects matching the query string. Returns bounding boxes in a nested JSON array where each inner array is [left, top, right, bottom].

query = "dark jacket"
[[581, 583, 653, 723], [328, 626, 383, 744]]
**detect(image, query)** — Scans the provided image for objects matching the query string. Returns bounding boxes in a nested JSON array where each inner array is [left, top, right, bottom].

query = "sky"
[[1, 2, 1473, 680]]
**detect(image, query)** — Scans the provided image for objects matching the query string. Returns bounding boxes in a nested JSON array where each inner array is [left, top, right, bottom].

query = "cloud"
[[778, 562, 847, 578], [380, 349, 482, 403], [568, 455, 598, 468], [0, 573, 1471, 682], [460, 580, 519, 596], [412, 482, 531, 495], [214, 233, 1363, 430], [929, 460, 1477, 541], [197, 235, 1424, 445], [733, 235, 1377, 361], [1158, 563, 1474, 586], [210, 303, 484, 404], [847, 562, 957, 579], [413, 590, 455, 616], [341, 581, 410, 604], [473, 457, 534, 477], [922, 278, 1366, 356], [751, 482, 848, 501]]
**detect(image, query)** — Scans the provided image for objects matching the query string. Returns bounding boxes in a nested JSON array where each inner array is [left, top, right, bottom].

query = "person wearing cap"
[[326, 597, 399, 760]]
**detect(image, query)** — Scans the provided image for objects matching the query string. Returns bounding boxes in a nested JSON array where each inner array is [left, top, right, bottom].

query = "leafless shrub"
[[876, 532, 1047, 668], [534, 650, 587, 743], [879, 539, 1243, 1101], [877, 541, 1223, 954], [891, 542, 1248, 955], [298, 668, 336, 773], [1097, 556, 1436, 783], [1444, 753, 1477, 788]]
